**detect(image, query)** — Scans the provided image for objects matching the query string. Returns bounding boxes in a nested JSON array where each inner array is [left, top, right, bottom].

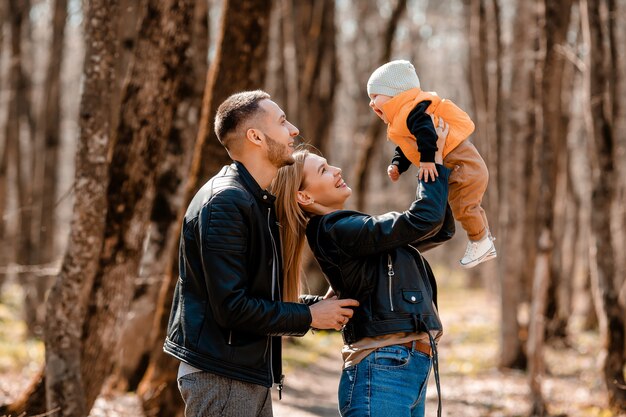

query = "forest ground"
[[0, 271, 623, 417]]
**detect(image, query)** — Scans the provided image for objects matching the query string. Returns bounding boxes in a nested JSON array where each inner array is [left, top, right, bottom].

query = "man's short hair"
[[214, 90, 271, 152]]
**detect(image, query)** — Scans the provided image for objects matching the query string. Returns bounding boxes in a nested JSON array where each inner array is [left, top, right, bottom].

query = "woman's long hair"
[[270, 148, 311, 303]]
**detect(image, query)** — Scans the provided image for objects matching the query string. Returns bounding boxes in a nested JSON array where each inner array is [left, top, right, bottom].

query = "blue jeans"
[[338, 345, 432, 417]]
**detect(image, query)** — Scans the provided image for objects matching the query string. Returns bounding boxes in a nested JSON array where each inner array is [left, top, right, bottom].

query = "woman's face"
[[299, 154, 352, 212]]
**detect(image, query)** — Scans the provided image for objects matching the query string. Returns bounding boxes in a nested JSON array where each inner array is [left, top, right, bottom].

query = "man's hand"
[[418, 162, 438, 182], [309, 297, 359, 331], [387, 165, 400, 182]]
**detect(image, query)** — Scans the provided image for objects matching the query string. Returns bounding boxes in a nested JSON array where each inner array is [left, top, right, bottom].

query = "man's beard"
[[265, 133, 294, 168]]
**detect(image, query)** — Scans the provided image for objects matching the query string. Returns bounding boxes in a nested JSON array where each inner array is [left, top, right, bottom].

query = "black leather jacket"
[[164, 162, 312, 388], [306, 165, 454, 344]]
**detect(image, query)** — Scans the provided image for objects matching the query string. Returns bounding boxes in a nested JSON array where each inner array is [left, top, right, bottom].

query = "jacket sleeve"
[[406, 100, 438, 163], [200, 188, 311, 336], [390, 146, 412, 174], [323, 164, 451, 257], [412, 203, 455, 252], [299, 294, 324, 306]]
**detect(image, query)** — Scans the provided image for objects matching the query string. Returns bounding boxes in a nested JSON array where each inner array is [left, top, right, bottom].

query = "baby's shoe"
[[459, 235, 497, 269]]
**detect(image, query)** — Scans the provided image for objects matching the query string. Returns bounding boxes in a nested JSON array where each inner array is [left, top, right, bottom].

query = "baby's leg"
[[445, 141, 490, 240]]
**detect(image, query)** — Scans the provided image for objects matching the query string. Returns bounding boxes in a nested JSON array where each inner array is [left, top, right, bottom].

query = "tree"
[[137, 1, 273, 415], [43, 0, 121, 412], [109, 0, 208, 396], [279, 0, 337, 153], [496, 0, 537, 370], [77, 0, 194, 412], [581, 0, 626, 410], [353, 0, 408, 211], [34, 0, 67, 268], [525, 0, 574, 414]]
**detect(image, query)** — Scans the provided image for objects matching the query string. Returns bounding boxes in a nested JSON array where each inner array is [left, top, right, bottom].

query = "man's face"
[[257, 99, 299, 168]]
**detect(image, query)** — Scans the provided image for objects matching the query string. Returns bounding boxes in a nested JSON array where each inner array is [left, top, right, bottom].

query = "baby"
[[367, 60, 496, 268]]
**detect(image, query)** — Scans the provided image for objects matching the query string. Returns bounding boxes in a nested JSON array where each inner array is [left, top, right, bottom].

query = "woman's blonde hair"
[[270, 148, 312, 303]]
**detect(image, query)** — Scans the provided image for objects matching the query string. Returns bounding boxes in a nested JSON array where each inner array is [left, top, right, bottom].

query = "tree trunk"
[[282, 0, 337, 153], [581, 0, 626, 410], [195, 0, 272, 184], [78, 1, 194, 413], [354, 0, 407, 211], [35, 0, 67, 266], [0, 0, 7, 247], [22, 0, 70, 340], [497, 0, 539, 370], [5, 0, 40, 337], [466, 0, 501, 289], [42, 0, 121, 415], [542, 0, 574, 345], [527, 1, 573, 413], [110, 0, 208, 396], [137, 1, 272, 416]]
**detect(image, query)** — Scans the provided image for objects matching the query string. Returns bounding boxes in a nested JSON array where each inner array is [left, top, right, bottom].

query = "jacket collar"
[[381, 87, 423, 125], [231, 161, 276, 205]]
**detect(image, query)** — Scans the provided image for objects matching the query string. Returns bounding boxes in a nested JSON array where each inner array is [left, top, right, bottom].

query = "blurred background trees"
[[0, 0, 624, 416]]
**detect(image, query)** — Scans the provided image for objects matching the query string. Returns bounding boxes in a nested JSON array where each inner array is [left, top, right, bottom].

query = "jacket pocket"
[[402, 290, 423, 305]]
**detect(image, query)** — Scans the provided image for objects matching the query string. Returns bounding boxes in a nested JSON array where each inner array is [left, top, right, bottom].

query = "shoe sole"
[[459, 248, 497, 269]]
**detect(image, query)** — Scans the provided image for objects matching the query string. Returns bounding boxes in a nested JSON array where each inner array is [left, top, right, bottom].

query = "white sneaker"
[[459, 235, 497, 269]]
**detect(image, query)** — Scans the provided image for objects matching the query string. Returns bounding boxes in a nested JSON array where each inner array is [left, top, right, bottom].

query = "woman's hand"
[[430, 114, 449, 165], [418, 162, 438, 182]]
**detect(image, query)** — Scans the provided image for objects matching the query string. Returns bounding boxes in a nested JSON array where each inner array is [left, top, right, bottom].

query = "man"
[[164, 90, 358, 416]]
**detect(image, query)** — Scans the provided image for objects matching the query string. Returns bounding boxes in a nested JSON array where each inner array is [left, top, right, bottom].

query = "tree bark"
[[34, 0, 67, 267], [42, 0, 120, 415], [281, 0, 337, 153], [354, 0, 407, 211], [527, 1, 573, 413], [6, 0, 41, 337], [581, 0, 626, 410], [110, 0, 207, 397], [137, 1, 272, 415], [497, 0, 538, 370], [77, 1, 194, 413]]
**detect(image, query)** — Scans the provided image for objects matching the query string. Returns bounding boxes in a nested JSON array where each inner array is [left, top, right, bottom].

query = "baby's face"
[[369, 94, 392, 123]]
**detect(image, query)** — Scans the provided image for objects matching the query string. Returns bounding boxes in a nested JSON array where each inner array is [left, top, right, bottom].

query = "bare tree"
[[581, 0, 626, 411], [43, 0, 121, 414], [77, 0, 194, 412], [34, 0, 67, 267], [109, 0, 208, 397], [0, 0, 119, 415], [279, 0, 337, 153], [526, 0, 574, 414], [496, 0, 539, 370], [137, 1, 273, 415], [353, 0, 407, 211]]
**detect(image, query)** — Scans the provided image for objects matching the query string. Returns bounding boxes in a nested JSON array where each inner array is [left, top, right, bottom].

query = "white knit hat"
[[367, 60, 420, 97]]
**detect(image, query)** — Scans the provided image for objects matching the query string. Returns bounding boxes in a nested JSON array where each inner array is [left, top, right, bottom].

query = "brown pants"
[[443, 140, 490, 241]]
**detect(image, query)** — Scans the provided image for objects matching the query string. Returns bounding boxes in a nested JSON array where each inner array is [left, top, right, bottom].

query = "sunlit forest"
[[0, 0, 625, 416]]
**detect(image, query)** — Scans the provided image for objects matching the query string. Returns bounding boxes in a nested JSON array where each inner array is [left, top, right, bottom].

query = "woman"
[[270, 122, 453, 417]]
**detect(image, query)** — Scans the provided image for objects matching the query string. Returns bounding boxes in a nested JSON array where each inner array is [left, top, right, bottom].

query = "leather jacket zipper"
[[266, 208, 278, 390], [267, 208, 279, 300], [387, 254, 395, 311]]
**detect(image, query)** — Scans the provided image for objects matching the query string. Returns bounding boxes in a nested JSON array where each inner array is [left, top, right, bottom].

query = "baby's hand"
[[418, 162, 438, 182], [387, 165, 400, 182]]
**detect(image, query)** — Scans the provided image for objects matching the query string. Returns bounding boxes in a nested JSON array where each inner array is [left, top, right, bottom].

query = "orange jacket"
[[381, 88, 475, 164]]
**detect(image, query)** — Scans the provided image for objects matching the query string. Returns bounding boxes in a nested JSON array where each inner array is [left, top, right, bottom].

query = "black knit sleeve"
[[406, 100, 438, 163], [390, 146, 413, 174]]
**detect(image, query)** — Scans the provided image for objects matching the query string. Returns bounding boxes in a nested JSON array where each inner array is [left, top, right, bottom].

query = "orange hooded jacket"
[[381, 88, 475, 165]]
